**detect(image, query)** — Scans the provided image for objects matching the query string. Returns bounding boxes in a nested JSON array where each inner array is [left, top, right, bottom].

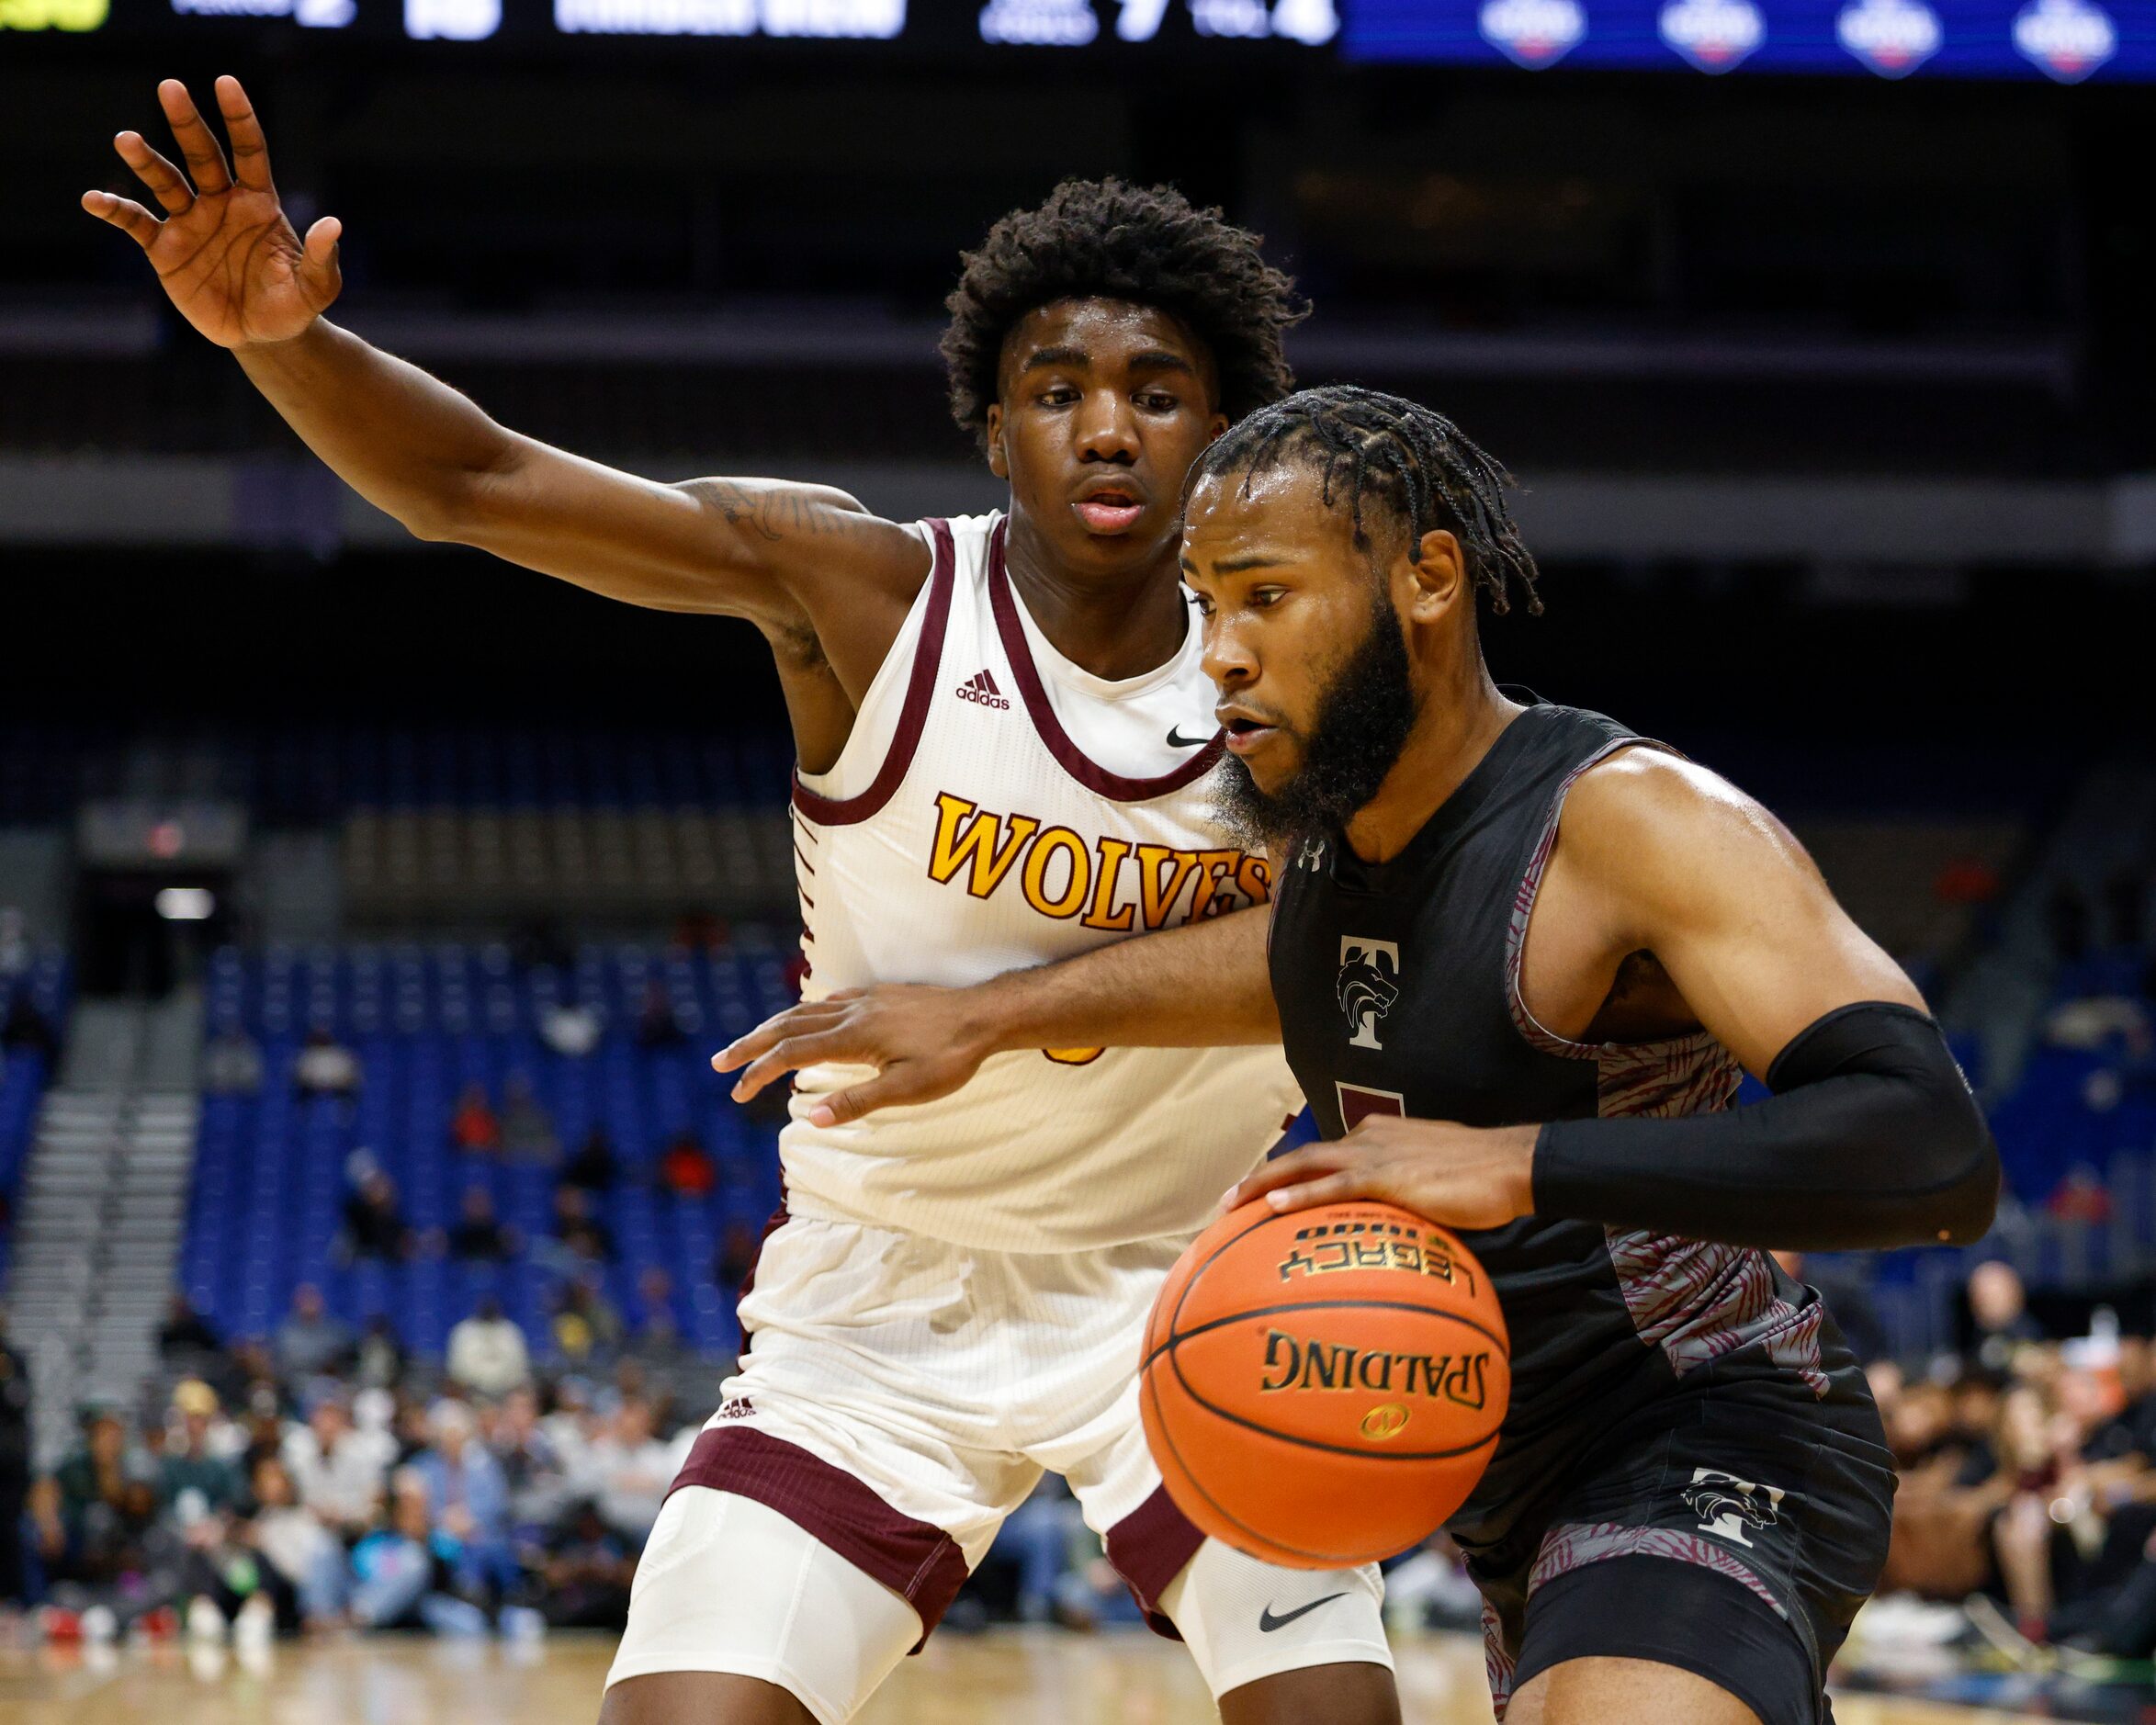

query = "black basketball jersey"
[[1267, 698, 1839, 1561]]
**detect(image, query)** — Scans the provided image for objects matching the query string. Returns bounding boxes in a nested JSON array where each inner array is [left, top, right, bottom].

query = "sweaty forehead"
[[1183, 462, 1362, 570], [999, 297, 1214, 383]]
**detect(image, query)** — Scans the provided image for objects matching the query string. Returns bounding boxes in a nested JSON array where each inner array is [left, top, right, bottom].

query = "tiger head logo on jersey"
[[1338, 939, 1401, 1051]]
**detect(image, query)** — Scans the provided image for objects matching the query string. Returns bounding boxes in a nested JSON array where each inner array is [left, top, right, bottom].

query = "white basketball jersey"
[[784, 513, 1304, 1253]]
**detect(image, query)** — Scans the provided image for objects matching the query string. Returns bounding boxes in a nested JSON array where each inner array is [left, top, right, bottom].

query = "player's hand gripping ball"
[[1140, 1201, 1509, 1569]]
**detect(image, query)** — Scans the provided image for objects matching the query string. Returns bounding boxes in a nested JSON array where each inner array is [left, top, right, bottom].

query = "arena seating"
[[180, 940, 794, 1361], [0, 954, 71, 1285]]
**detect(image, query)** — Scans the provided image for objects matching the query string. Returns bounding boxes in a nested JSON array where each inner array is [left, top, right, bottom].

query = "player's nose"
[[1072, 388, 1140, 464], [1201, 615, 1257, 691]]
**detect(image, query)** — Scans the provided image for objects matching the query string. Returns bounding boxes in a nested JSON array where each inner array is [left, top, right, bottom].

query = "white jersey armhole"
[[795, 518, 947, 807]]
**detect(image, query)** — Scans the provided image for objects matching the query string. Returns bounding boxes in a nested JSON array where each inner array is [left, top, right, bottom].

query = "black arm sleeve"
[[1530, 1001, 2000, 1251]]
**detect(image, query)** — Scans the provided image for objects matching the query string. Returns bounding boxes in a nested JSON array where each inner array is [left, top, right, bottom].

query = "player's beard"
[[1213, 588, 1418, 851]]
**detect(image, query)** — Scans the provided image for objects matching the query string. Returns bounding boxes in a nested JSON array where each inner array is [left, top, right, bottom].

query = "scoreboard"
[[0, 0, 1337, 40], [1347, 0, 2153, 77], [2, 0, 2147, 78]]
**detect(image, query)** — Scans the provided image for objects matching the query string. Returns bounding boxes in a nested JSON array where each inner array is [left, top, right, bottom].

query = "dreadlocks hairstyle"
[[1191, 384, 1543, 616], [940, 178, 1307, 450]]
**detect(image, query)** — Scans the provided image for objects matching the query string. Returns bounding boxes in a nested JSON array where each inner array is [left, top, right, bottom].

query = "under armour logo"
[[1337, 938, 1400, 1051], [1682, 1468, 1784, 1549]]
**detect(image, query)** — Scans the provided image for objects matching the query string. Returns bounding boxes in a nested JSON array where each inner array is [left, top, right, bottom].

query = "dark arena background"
[[3, 5, 2154, 1720]]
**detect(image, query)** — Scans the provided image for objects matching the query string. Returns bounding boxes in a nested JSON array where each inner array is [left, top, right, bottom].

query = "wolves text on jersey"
[[927, 791, 1271, 930]]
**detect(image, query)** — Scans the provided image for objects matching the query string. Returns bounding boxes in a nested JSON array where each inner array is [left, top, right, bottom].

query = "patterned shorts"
[[1468, 1369, 1895, 1725]]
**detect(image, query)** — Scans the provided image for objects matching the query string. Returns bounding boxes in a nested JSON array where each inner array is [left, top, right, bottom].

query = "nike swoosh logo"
[[1166, 725, 1213, 749], [1259, 1592, 1348, 1633]]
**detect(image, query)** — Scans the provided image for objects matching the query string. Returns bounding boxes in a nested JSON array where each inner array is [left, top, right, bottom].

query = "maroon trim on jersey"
[[731, 1196, 791, 1352], [985, 517, 1225, 803], [667, 1425, 969, 1651], [1102, 1483, 1204, 1640], [790, 517, 956, 827]]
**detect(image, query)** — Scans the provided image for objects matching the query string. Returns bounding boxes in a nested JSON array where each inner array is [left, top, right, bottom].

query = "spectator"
[[47, 1406, 157, 1591], [635, 982, 684, 1048], [561, 1129, 618, 1195], [282, 1383, 389, 1537], [0, 1308, 29, 1606], [158, 1380, 245, 1522], [448, 1084, 502, 1156], [2049, 1166, 2116, 1225], [575, 1396, 674, 1544], [502, 1075, 559, 1162], [348, 1469, 490, 1635], [354, 1314, 406, 1392], [539, 1001, 601, 1060], [276, 1284, 356, 1381], [157, 1291, 223, 1362], [407, 1402, 517, 1601], [446, 1188, 519, 1262], [1967, 1260, 2046, 1373], [534, 1500, 635, 1629], [550, 1186, 615, 1266], [541, 1378, 600, 1480], [244, 1453, 345, 1629], [657, 1131, 717, 1200], [446, 1296, 531, 1398], [294, 1027, 362, 1099], [626, 1268, 693, 1387], [201, 1025, 265, 1097], [341, 1165, 416, 1263], [489, 1385, 568, 1531], [551, 1273, 624, 1370]]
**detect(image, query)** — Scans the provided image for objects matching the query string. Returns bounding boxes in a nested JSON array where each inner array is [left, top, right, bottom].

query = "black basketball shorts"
[[1471, 1373, 1895, 1725]]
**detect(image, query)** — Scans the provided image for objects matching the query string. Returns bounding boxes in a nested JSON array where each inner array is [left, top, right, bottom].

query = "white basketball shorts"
[[604, 1212, 1391, 1721]]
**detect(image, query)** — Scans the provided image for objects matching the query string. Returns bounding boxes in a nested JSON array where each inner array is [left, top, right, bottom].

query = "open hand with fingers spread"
[[82, 75, 341, 348], [712, 985, 1002, 1130], [1227, 1115, 1541, 1232]]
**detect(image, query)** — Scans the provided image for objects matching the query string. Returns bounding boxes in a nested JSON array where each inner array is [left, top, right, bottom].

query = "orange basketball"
[[1140, 1200, 1510, 1570]]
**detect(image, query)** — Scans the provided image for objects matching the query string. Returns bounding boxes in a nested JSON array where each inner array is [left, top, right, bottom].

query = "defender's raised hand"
[[82, 76, 341, 349]]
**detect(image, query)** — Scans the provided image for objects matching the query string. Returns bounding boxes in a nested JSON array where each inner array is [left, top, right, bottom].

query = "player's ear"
[[984, 404, 1010, 480], [1404, 529, 1468, 626]]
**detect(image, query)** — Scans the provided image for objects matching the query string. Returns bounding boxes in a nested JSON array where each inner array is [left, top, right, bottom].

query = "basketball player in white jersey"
[[85, 77, 1401, 1725]]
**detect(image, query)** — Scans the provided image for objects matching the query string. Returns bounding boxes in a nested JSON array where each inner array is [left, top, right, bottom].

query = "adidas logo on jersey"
[[955, 669, 1010, 710]]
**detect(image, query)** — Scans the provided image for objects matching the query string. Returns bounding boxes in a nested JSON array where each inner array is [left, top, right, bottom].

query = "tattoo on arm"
[[683, 479, 876, 545]]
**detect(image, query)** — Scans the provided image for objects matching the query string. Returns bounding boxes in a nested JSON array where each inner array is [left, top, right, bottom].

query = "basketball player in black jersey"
[[723, 389, 2001, 1724]]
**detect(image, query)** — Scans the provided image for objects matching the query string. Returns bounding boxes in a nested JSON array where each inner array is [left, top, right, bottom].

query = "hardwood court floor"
[[0, 1629, 2032, 1725]]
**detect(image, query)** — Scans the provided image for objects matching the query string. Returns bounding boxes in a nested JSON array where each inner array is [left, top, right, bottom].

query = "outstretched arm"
[[716, 904, 1277, 1126], [82, 77, 923, 692], [1236, 752, 2000, 1250]]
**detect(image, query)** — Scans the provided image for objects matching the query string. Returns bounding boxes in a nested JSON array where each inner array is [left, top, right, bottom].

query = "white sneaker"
[[79, 1605, 119, 1645], [233, 1595, 275, 1652], [186, 1595, 227, 1645]]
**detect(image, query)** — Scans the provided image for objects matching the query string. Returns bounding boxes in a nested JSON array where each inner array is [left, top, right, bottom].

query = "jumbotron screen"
[[1346, 0, 2152, 78], [6, 0, 2147, 78]]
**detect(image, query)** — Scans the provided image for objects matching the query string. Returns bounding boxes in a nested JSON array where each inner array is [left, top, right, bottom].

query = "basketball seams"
[[1144, 1296, 1511, 1369], [1162, 1332, 1505, 1464]]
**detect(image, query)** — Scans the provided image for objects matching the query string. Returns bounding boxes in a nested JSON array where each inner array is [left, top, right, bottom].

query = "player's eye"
[[1191, 592, 1215, 617], [1250, 587, 1286, 609], [1038, 386, 1078, 407], [1138, 392, 1179, 412]]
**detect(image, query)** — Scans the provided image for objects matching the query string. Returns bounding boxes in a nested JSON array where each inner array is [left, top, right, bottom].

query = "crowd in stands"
[[1863, 1255, 2156, 1665]]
